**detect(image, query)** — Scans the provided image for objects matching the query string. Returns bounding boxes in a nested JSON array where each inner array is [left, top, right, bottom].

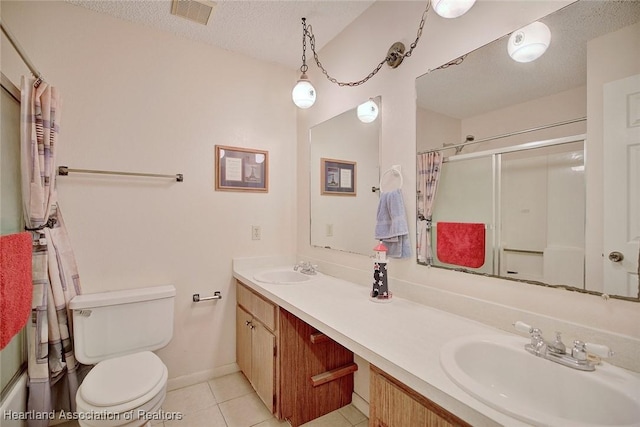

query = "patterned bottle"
[[371, 241, 392, 301]]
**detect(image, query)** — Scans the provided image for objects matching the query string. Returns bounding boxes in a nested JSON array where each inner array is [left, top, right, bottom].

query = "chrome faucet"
[[514, 321, 613, 371], [294, 261, 318, 275]]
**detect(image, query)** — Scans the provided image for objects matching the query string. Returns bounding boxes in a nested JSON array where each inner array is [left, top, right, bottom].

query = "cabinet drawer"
[[237, 282, 253, 310], [236, 281, 276, 331]]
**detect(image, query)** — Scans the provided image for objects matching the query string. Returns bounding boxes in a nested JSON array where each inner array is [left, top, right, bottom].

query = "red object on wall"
[[436, 222, 485, 268]]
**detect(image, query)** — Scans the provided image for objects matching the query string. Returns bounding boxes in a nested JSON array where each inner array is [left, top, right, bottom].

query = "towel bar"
[[192, 291, 222, 302], [310, 331, 330, 344], [310, 362, 358, 387], [58, 166, 183, 182]]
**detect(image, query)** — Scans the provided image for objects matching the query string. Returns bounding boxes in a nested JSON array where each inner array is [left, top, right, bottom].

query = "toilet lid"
[[80, 351, 165, 407]]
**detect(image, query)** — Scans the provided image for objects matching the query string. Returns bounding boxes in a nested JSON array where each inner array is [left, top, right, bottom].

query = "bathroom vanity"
[[233, 258, 640, 427], [233, 258, 505, 426], [236, 278, 467, 427], [236, 281, 356, 426]]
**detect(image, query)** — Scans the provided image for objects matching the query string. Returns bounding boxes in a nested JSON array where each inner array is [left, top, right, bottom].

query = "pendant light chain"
[[302, 1, 433, 87], [404, 0, 430, 59], [300, 18, 308, 74]]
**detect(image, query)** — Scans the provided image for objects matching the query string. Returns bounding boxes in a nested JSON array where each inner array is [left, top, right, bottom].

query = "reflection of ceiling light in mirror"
[[292, 73, 316, 109], [571, 165, 585, 172], [255, 154, 265, 164], [357, 99, 379, 123], [508, 21, 551, 63], [432, 0, 476, 18]]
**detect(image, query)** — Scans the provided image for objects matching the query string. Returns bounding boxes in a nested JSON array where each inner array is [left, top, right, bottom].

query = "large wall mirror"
[[310, 97, 381, 255], [416, 1, 640, 301]]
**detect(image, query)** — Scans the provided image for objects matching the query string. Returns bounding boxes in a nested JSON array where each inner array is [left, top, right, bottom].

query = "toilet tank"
[[70, 285, 175, 365]]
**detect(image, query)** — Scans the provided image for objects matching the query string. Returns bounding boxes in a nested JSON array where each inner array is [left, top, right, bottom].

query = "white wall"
[[297, 0, 640, 376], [1, 1, 297, 386]]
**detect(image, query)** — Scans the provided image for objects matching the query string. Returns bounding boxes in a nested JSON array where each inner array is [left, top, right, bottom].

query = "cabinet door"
[[236, 306, 252, 380], [370, 365, 471, 427], [251, 321, 275, 412]]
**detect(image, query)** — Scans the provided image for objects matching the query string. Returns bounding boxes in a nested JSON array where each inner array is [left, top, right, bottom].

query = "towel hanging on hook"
[[372, 166, 403, 193]]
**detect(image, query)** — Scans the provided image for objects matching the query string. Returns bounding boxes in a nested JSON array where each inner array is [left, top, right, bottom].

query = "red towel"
[[0, 232, 33, 350], [436, 222, 485, 268]]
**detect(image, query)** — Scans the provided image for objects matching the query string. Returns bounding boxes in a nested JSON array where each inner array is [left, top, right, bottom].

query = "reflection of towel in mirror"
[[375, 189, 411, 258]]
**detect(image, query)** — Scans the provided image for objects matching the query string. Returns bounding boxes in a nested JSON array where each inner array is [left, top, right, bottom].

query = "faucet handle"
[[585, 342, 614, 359], [513, 321, 533, 334], [571, 340, 588, 361]]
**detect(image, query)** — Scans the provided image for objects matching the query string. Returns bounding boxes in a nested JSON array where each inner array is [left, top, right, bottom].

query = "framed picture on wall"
[[215, 145, 269, 192], [321, 158, 356, 196]]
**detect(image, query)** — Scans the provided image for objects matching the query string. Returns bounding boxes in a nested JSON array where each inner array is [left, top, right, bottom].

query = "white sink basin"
[[440, 334, 640, 427], [253, 269, 312, 284]]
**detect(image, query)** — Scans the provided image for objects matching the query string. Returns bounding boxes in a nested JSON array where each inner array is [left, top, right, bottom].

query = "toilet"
[[70, 285, 176, 427]]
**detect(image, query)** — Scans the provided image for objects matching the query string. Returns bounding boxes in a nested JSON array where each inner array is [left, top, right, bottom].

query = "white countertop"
[[233, 257, 531, 426]]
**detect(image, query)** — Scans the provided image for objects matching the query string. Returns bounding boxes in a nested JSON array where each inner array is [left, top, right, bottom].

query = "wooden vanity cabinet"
[[236, 281, 356, 427], [279, 308, 356, 426], [236, 282, 278, 412], [370, 365, 471, 427]]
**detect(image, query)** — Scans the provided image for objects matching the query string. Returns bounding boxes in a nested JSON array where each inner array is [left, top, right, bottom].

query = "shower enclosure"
[[424, 135, 586, 288]]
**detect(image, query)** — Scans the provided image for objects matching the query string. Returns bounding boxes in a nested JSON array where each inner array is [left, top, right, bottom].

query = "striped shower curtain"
[[21, 76, 82, 425], [417, 151, 442, 265]]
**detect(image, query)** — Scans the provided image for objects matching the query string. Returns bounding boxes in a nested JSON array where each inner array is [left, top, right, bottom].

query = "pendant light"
[[432, 0, 476, 19], [292, 18, 316, 109], [292, 1, 473, 109], [292, 74, 316, 109], [508, 21, 551, 63]]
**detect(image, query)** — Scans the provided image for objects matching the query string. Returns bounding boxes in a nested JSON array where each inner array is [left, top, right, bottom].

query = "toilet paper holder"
[[192, 291, 222, 302]]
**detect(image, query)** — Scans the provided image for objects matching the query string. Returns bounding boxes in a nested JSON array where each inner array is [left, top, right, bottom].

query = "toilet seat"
[[76, 351, 168, 426], [80, 351, 165, 411]]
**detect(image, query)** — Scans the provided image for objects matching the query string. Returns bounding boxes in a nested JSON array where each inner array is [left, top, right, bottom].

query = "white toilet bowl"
[[75, 352, 168, 427], [69, 286, 176, 427], [75, 351, 168, 427]]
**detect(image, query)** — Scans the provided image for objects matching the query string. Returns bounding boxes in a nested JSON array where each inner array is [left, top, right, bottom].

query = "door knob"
[[608, 251, 624, 262]]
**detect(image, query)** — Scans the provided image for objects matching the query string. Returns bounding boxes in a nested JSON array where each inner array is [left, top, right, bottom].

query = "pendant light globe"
[[292, 74, 316, 109]]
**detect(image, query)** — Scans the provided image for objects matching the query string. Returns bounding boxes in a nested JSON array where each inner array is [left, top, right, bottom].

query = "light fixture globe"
[[292, 73, 316, 109], [432, 0, 476, 18], [508, 21, 551, 63], [357, 99, 379, 123]]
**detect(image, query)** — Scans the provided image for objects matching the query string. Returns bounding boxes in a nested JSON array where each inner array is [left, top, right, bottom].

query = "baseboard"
[[166, 362, 240, 391], [351, 391, 369, 418]]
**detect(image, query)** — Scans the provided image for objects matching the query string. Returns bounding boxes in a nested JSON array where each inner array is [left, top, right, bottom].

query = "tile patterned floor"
[[58, 372, 368, 427]]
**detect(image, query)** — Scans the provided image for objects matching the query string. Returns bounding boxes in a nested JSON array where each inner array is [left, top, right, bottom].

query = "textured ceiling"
[[67, 0, 375, 70], [417, 0, 640, 119]]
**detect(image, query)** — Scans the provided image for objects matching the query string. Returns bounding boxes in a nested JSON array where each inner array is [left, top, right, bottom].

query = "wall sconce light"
[[432, 0, 476, 19], [292, 0, 475, 109], [508, 21, 551, 63], [357, 99, 379, 123]]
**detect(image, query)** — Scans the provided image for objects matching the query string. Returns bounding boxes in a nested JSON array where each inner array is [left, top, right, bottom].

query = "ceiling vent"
[[171, 0, 216, 26]]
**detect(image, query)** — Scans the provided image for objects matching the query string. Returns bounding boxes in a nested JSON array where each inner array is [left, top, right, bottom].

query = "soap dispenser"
[[371, 241, 392, 302]]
